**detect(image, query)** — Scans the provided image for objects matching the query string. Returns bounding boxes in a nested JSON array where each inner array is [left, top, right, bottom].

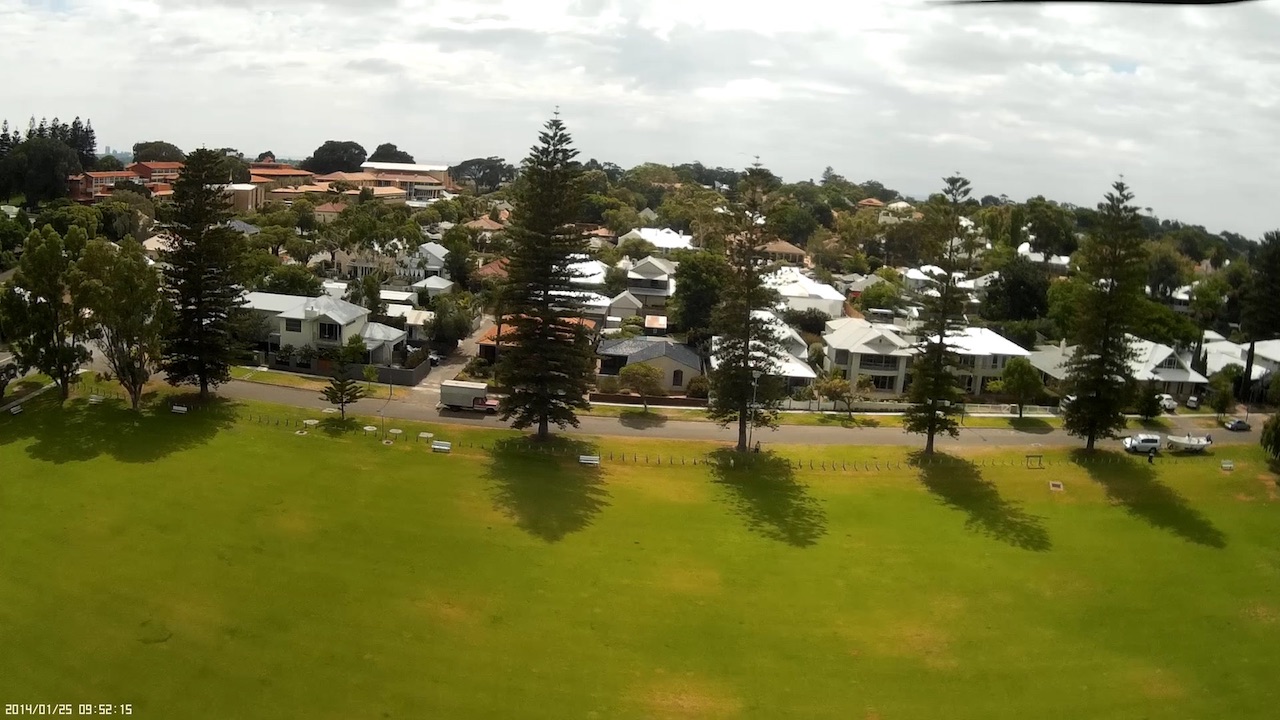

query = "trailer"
[[1165, 434, 1212, 453], [439, 380, 499, 414]]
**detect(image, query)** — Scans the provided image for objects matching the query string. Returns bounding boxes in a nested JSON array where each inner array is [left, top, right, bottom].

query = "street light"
[[748, 370, 763, 451]]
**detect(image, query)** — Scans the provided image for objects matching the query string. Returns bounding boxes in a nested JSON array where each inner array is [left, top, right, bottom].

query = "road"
[[215, 379, 1265, 450]]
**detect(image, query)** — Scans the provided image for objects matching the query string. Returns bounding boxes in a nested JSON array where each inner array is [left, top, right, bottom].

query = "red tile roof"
[[465, 216, 505, 231], [857, 198, 885, 208], [314, 202, 346, 214], [129, 161, 184, 170], [476, 258, 510, 280], [249, 167, 314, 177], [85, 171, 140, 179]]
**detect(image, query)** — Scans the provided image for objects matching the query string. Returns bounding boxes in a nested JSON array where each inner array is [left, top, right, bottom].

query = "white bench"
[[171, 405, 188, 415], [1221, 460, 1235, 471], [578, 455, 601, 466], [431, 440, 452, 454], [88, 395, 103, 405], [8, 405, 22, 416]]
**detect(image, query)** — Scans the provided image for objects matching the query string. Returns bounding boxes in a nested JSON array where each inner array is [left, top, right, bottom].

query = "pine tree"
[[159, 148, 248, 399], [1240, 231, 1280, 401], [321, 335, 368, 420], [1063, 181, 1148, 450], [903, 176, 971, 455], [706, 165, 787, 452], [495, 114, 595, 440], [0, 120, 11, 157]]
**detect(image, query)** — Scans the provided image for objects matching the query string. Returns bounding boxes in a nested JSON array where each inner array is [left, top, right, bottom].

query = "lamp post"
[[748, 370, 763, 451]]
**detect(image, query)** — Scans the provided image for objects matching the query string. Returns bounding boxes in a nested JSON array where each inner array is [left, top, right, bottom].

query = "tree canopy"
[[299, 141, 368, 174], [132, 140, 185, 163], [368, 143, 415, 164]]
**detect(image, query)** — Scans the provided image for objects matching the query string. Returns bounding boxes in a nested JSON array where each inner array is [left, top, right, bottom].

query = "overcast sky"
[[4, 0, 1278, 236]]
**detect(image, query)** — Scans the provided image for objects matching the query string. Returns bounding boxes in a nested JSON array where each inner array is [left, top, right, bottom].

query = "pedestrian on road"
[[1147, 448, 1156, 464]]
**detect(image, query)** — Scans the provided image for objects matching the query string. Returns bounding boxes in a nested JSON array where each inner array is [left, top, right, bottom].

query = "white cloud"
[[2, 0, 1279, 236]]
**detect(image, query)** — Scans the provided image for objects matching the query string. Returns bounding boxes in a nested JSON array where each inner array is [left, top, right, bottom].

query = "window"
[[284, 318, 302, 333], [1158, 355, 1178, 369], [871, 374, 896, 391], [858, 355, 898, 371], [672, 370, 684, 388], [834, 350, 851, 366], [319, 322, 340, 341]]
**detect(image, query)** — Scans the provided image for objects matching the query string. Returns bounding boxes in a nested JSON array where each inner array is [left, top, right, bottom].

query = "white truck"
[[439, 380, 499, 414]]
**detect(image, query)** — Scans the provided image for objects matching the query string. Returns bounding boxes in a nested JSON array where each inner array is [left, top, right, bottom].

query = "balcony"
[[858, 356, 900, 372]]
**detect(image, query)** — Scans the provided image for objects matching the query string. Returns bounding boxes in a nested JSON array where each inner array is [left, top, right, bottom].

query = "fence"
[[777, 398, 1058, 415]]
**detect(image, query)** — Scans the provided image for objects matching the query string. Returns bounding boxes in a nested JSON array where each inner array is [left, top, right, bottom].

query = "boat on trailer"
[[1165, 434, 1213, 453]]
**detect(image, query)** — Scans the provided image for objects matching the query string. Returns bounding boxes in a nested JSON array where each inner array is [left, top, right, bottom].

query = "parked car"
[[428, 351, 442, 367], [1185, 395, 1200, 410], [1059, 395, 1076, 411], [439, 380, 498, 414], [1156, 394, 1177, 412], [1222, 418, 1251, 432], [1122, 433, 1162, 454]]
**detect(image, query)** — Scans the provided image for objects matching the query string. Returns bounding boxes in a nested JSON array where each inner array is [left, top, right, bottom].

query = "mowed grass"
[[2, 394, 1280, 719]]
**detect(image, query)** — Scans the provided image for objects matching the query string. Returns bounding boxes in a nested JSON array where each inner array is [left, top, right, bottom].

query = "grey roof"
[[598, 337, 702, 369], [278, 294, 368, 324], [227, 220, 260, 235], [361, 322, 408, 348], [610, 290, 643, 309], [849, 274, 885, 292]]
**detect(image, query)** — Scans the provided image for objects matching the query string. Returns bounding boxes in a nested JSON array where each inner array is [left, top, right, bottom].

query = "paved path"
[[216, 379, 1266, 450]]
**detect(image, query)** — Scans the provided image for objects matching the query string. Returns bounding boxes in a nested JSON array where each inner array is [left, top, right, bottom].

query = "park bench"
[[9, 405, 22, 416], [88, 395, 103, 405], [1221, 460, 1235, 472], [578, 455, 601, 466], [431, 440, 452, 454], [171, 405, 188, 415]]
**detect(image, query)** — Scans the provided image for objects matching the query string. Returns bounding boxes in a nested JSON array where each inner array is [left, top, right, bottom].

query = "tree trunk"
[[200, 376, 209, 400], [923, 431, 935, 455], [58, 377, 70, 402], [737, 407, 748, 452], [130, 389, 141, 411], [537, 414, 549, 441], [1086, 433, 1096, 451], [340, 404, 346, 420], [1242, 340, 1256, 402], [1018, 403, 1024, 419]]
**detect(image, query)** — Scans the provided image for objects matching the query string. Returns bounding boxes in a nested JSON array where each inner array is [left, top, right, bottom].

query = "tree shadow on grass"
[[320, 416, 360, 437], [707, 448, 827, 548], [618, 410, 668, 430], [816, 414, 882, 428], [485, 435, 611, 543], [913, 452, 1052, 552], [1071, 450, 1226, 549], [1008, 418, 1054, 435], [0, 391, 237, 464]]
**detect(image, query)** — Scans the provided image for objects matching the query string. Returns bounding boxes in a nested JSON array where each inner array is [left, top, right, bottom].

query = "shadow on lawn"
[[708, 448, 827, 548], [485, 435, 611, 543], [1072, 450, 1226, 549], [618, 410, 668, 430], [1008, 418, 1054, 435], [913, 452, 1052, 552], [0, 391, 237, 464]]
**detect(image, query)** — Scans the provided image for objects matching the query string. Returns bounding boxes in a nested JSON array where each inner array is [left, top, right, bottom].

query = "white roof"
[[410, 275, 454, 290], [361, 321, 408, 348], [707, 335, 817, 380], [243, 291, 308, 314], [623, 227, 693, 250], [935, 327, 1031, 357], [551, 289, 611, 309], [361, 161, 449, 173], [380, 289, 416, 303], [415, 241, 449, 263], [386, 304, 436, 327], [322, 280, 348, 298], [1203, 340, 1268, 381], [823, 317, 913, 356], [225, 183, 259, 191], [569, 258, 610, 286], [1017, 241, 1070, 266], [626, 255, 677, 279], [278, 294, 368, 325], [1253, 339, 1280, 364], [764, 266, 844, 301]]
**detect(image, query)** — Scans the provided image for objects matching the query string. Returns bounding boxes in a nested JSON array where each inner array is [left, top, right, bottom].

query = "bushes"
[[781, 307, 831, 335], [685, 375, 710, 399], [405, 348, 430, 369], [459, 356, 491, 380], [597, 375, 620, 393]]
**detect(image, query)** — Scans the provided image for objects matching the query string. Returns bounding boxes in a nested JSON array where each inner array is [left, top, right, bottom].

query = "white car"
[[1123, 433, 1162, 454], [1185, 395, 1200, 410], [1156, 394, 1177, 412]]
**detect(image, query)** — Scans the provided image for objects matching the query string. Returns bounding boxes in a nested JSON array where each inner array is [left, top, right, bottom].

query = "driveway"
[[215, 379, 1267, 450], [416, 317, 493, 392]]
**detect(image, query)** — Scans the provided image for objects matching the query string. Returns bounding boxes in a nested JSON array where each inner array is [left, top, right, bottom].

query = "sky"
[[3, 0, 1279, 237]]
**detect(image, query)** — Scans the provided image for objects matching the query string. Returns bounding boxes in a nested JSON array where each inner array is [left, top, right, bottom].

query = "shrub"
[[791, 384, 815, 402], [461, 356, 491, 379], [781, 307, 831, 335], [597, 375, 620, 393], [685, 375, 710, 399], [405, 348, 430, 369]]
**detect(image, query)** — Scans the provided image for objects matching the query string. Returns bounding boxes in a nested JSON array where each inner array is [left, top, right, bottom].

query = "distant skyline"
[[6, 0, 1278, 237]]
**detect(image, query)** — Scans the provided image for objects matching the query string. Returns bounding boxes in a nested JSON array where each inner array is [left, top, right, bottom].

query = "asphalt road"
[[216, 379, 1265, 450]]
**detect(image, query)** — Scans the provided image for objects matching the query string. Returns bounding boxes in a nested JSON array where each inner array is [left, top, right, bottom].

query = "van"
[[1122, 433, 1162, 454]]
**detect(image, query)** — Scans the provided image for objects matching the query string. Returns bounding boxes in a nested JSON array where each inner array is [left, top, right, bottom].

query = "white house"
[[933, 327, 1032, 394], [243, 292, 408, 365], [411, 275, 455, 299], [822, 317, 915, 394], [764, 266, 846, 318], [1016, 242, 1071, 273], [380, 289, 417, 307], [568, 256, 610, 288], [1030, 334, 1208, 397], [608, 290, 644, 321], [401, 241, 449, 280], [384, 304, 435, 343], [709, 310, 818, 390], [623, 255, 678, 312], [619, 227, 693, 253]]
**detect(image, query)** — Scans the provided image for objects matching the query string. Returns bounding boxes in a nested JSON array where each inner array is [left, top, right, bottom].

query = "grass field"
[[2, 392, 1279, 719]]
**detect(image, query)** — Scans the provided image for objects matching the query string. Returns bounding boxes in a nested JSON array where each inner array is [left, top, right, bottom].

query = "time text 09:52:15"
[[6, 705, 133, 715]]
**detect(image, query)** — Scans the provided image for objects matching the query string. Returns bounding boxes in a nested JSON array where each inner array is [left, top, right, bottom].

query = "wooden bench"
[[578, 455, 601, 466], [431, 440, 452, 454], [171, 405, 188, 415], [8, 405, 22, 416]]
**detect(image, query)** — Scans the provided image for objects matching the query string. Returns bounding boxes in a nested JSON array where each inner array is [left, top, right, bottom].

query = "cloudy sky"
[[3, 0, 1278, 236]]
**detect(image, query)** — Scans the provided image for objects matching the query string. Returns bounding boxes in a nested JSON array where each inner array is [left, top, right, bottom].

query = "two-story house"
[[708, 310, 817, 391], [1029, 333, 1207, 398], [823, 317, 915, 394], [401, 241, 449, 280], [938, 327, 1033, 394], [126, 161, 183, 184], [244, 292, 407, 366], [620, 255, 677, 313]]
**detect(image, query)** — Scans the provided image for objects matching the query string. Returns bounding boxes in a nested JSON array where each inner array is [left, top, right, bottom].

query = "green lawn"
[[2, 373, 53, 404], [2, 393, 1279, 719]]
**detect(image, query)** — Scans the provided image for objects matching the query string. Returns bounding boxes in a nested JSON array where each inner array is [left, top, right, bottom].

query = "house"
[[243, 292, 407, 366], [321, 280, 349, 299], [597, 336, 703, 393], [638, 207, 659, 223], [822, 317, 914, 394], [622, 255, 678, 312], [410, 275, 454, 299], [618, 227, 693, 253], [476, 316, 599, 363], [384, 303, 435, 343], [126, 161, 183, 184], [359, 161, 451, 202], [1202, 334, 1274, 382], [568, 256, 610, 288], [475, 257, 509, 281], [334, 246, 399, 279], [141, 234, 171, 259], [758, 239, 807, 265], [932, 327, 1032, 394], [314, 202, 345, 224], [380, 289, 418, 307], [764, 266, 846, 318], [247, 162, 315, 186], [465, 216, 505, 234], [1016, 242, 1071, 274], [835, 273, 886, 298], [608, 290, 643, 321], [403, 241, 449, 280], [708, 310, 818, 390], [552, 290, 613, 321], [1030, 334, 1208, 397], [225, 183, 265, 213], [857, 198, 885, 210]]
